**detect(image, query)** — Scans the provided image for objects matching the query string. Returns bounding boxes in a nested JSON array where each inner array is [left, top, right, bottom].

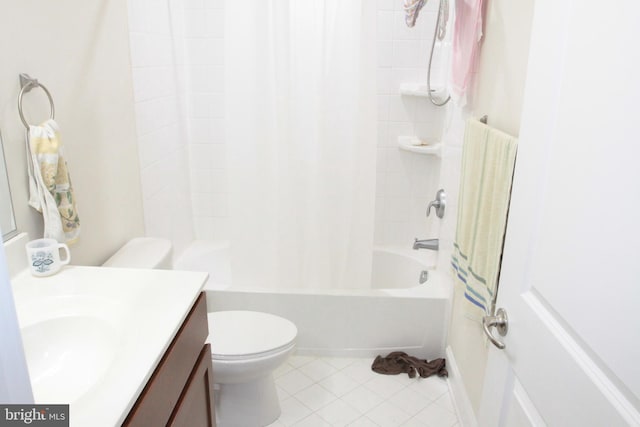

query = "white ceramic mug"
[[25, 238, 71, 277]]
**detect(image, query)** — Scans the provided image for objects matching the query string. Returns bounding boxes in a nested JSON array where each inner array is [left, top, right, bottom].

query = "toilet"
[[105, 238, 298, 427]]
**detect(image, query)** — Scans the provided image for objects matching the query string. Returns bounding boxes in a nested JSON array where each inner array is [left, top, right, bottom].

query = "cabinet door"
[[124, 293, 209, 426], [168, 344, 216, 427]]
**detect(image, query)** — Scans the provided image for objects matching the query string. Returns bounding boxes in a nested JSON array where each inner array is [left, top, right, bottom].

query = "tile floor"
[[267, 355, 460, 427]]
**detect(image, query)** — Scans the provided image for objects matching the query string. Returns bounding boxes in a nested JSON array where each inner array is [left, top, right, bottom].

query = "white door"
[[477, 0, 640, 425]]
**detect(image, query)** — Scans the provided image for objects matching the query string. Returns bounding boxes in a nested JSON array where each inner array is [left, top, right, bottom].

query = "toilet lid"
[[207, 311, 297, 358]]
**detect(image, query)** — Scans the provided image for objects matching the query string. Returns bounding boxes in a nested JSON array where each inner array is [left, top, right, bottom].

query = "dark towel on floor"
[[371, 351, 448, 378]]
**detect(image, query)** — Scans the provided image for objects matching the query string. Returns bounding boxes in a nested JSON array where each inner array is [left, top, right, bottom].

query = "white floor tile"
[[298, 359, 339, 382], [278, 397, 314, 427], [413, 402, 459, 427], [288, 355, 317, 367], [387, 386, 432, 416], [277, 370, 315, 395], [365, 375, 408, 399], [433, 392, 455, 413], [341, 385, 386, 414], [342, 362, 378, 384], [293, 413, 333, 427], [275, 361, 295, 378], [401, 416, 430, 427], [365, 400, 413, 426], [318, 371, 361, 397], [348, 416, 381, 426], [315, 399, 361, 426], [277, 385, 291, 401], [407, 377, 450, 401], [324, 357, 361, 370], [294, 384, 337, 411]]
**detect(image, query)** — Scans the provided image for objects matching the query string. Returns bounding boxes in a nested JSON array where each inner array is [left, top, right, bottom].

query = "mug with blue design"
[[25, 238, 71, 277]]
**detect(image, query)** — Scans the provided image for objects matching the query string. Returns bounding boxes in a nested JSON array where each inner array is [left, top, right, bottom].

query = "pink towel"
[[452, 0, 485, 105]]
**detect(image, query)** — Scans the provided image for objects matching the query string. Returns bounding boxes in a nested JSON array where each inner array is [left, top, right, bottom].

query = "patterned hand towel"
[[27, 119, 80, 243], [451, 118, 517, 317]]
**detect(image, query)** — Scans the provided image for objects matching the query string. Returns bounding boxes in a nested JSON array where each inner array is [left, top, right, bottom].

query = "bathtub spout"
[[413, 238, 439, 251]]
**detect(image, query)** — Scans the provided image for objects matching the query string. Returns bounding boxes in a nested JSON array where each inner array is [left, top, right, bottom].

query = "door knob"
[[482, 308, 508, 350]]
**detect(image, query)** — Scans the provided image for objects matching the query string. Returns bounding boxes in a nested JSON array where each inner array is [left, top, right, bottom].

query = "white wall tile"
[[377, 67, 393, 95], [377, 0, 394, 11], [392, 40, 422, 68], [377, 11, 394, 41], [205, 8, 225, 38], [377, 41, 394, 68], [207, 0, 225, 10], [392, 11, 423, 40], [189, 65, 224, 93], [388, 96, 416, 122], [377, 95, 391, 122], [183, 0, 204, 9]]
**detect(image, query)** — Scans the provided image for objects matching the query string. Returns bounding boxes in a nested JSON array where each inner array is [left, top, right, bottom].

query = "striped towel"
[[451, 118, 517, 316]]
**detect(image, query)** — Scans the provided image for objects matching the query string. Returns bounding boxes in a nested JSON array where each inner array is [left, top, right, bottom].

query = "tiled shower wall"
[[182, 0, 228, 240], [129, 0, 449, 249], [374, 0, 449, 247], [127, 0, 195, 259]]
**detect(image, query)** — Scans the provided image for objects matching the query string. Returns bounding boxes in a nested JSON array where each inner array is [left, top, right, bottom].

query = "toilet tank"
[[103, 238, 173, 270]]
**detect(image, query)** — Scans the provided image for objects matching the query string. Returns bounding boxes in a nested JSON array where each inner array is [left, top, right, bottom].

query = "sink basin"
[[21, 316, 118, 403], [16, 294, 126, 403]]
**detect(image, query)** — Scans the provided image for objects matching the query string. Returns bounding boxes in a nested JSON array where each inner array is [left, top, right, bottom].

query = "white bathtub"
[[176, 241, 451, 359]]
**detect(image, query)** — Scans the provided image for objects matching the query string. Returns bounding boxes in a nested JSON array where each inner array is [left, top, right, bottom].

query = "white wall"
[[0, 0, 145, 266], [442, 0, 535, 415], [127, 0, 195, 259]]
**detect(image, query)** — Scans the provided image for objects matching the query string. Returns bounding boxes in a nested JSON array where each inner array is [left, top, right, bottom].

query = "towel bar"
[[18, 73, 55, 129]]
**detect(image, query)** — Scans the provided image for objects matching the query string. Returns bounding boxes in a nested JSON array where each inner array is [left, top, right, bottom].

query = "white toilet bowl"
[[106, 239, 298, 427], [208, 311, 297, 427]]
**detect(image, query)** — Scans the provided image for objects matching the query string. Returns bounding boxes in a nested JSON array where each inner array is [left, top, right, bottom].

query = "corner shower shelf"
[[397, 136, 442, 156], [399, 83, 446, 98]]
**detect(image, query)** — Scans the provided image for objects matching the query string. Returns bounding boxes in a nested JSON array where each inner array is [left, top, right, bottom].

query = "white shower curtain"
[[225, 1, 377, 289]]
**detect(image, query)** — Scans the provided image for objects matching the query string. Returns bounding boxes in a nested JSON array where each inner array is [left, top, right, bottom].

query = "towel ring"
[[18, 73, 55, 129]]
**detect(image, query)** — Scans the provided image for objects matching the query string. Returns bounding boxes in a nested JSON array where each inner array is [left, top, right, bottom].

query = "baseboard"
[[446, 346, 478, 427]]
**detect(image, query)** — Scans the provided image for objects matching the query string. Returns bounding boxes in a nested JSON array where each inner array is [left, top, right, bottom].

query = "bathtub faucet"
[[413, 238, 439, 251]]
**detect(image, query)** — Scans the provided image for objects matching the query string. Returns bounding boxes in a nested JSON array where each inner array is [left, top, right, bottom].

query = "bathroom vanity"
[[6, 233, 212, 427], [124, 292, 215, 426]]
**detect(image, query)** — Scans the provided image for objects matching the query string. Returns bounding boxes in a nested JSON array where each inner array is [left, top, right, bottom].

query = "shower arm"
[[427, 0, 451, 107]]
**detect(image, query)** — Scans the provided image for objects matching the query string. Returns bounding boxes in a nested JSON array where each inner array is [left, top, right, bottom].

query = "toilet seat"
[[207, 311, 297, 361]]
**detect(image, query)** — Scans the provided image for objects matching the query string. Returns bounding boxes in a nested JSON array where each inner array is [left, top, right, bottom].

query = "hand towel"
[[27, 119, 80, 243], [452, 0, 485, 106], [451, 118, 517, 317]]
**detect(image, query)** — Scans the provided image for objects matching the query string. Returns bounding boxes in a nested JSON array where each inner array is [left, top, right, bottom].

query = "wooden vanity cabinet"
[[123, 292, 215, 427]]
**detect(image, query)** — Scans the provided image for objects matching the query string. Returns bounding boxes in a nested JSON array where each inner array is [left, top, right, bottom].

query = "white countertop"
[[10, 265, 208, 427]]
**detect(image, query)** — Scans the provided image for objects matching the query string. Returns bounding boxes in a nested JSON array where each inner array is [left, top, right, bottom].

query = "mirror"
[[0, 129, 17, 241]]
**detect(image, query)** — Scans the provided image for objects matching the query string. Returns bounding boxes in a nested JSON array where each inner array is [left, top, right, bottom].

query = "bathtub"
[[175, 241, 451, 359]]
